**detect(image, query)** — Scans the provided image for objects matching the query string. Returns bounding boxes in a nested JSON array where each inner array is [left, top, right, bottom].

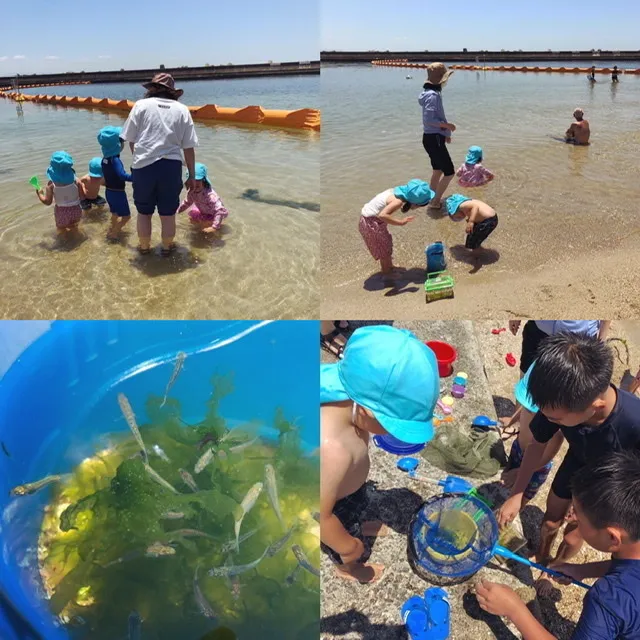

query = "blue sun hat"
[[97, 126, 123, 158], [46, 151, 75, 184], [321, 325, 440, 444], [446, 194, 472, 217], [465, 146, 483, 165], [393, 179, 435, 206], [187, 162, 211, 188], [88, 157, 103, 178], [514, 361, 539, 414]]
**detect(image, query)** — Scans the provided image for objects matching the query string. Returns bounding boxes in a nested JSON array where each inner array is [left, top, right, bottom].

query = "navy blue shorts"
[[132, 159, 183, 216], [105, 189, 131, 217]]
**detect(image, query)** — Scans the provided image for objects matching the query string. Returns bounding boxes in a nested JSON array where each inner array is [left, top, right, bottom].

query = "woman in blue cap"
[[359, 179, 434, 274], [456, 146, 495, 188], [320, 325, 440, 583], [177, 163, 229, 235], [36, 151, 84, 232]]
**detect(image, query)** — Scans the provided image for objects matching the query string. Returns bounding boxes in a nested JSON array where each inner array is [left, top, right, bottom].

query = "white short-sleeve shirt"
[[120, 97, 199, 170]]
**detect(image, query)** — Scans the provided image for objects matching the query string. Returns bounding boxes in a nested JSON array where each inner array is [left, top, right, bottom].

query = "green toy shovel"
[[29, 176, 41, 190]]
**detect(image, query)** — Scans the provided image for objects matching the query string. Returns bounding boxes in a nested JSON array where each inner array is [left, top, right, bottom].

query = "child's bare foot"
[[361, 521, 390, 537], [535, 576, 556, 598], [335, 562, 385, 584]]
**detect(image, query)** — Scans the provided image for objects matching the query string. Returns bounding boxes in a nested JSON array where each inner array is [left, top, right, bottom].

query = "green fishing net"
[[420, 423, 505, 479]]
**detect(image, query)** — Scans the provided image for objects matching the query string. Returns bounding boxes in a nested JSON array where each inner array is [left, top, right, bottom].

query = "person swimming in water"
[[565, 108, 590, 146], [612, 65, 619, 83], [588, 66, 596, 82]]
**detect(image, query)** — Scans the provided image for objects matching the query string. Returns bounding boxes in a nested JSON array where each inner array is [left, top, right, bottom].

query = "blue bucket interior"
[[0, 320, 319, 639]]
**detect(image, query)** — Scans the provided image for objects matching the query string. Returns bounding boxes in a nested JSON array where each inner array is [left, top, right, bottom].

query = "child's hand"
[[497, 493, 523, 527], [402, 216, 416, 225], [340, 537, 365, 565], [466, 221, 474, 234], [475, 580, 523, 618], [203, 227, 217, 234]]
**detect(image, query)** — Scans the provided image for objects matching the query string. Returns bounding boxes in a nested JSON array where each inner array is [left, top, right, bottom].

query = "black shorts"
[[80, 196, 107, 210], [520, 321, 548, 374], [551, 451, 582, 500], [465, 214, 498, 250], [320, 484, 369, 565], [422, 133, 455, 176]]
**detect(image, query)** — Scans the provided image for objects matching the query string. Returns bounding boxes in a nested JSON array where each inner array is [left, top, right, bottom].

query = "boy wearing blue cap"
[[445, 195, 498, 257], [320, 325, 440, 583], [359, 179, 434, 274], [478, 451, 640, 640], [97, 126, 133, 240], [78, 158, 107, 211]]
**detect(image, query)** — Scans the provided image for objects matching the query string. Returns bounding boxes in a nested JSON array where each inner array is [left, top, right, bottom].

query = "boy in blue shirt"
[[97, 126, 132, 240], [477, 450, 640, 639]]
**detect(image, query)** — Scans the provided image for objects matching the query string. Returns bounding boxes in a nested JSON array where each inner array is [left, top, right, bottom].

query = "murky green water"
[[0, 76, 319, 319]]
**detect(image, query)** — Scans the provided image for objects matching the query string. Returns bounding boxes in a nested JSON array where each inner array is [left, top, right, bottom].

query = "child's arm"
[[37, 182, 54, 205], [465, 203, 481, 234], [378, 199, 415, 226], [476, 581, 557, 640], [482, 166, 495, 181], [112, 157, 132, 182], [456, 165, 463, 176], [177, 189, 194, 213], [552, 560, 611, 582]]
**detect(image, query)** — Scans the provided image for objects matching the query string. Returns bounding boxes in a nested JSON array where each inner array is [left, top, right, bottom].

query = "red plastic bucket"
[[426, 340, 457, 377]]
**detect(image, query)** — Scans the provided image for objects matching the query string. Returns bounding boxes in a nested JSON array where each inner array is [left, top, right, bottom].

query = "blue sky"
[[322, 0, 640, 51], [1, 0, 318, 75]]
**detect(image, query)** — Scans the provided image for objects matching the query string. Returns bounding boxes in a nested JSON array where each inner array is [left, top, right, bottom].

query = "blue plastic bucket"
[[374, 434, 426, 455]]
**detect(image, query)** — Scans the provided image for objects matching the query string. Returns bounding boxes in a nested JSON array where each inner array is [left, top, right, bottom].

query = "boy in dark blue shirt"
[[498, 332, 640, 570], [477, 450, 640, 639], [97, 125, 132, 240]]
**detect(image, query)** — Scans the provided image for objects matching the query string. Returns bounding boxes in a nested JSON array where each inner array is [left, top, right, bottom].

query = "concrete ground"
[[320, 320, 640, 640]]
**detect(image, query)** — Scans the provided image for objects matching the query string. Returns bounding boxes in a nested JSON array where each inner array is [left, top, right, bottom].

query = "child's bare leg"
[[361, 521, 390, 536], [380, 255, 394, 274], [137, 213, 152, 251], [335, 562, 385, 584], [160, 215, 176, 250], [107, 214, 120, 238], [549, 521, 584, 567], [536, 491, 571, 564]]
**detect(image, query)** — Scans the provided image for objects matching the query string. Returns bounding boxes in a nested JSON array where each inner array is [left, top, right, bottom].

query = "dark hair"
[[572, 451, 640, 541], [144, 86, 178, 100], [527, 332, 613, 411]]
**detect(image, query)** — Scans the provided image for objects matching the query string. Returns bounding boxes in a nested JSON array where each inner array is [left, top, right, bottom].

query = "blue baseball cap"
[[320, 325, 440, 444], [445, 194, 472, 217], [393, 179, 434, 206], [46, 151, 75, 184], [88, 157, 103, 178], [97, 126, 123, 158], [514, 361, 539, 414], [465, 146, 483, 165]]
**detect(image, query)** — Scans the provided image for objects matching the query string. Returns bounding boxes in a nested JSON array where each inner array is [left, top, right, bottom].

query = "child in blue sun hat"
[[320, 324, 440, 583], [359, 179, 434, 274], [78, 158, 107, 211], [97, 125, 132, 240], [456, 145, 495, 187], [36, 151, 84, 232], [446, 193, 498, 256]]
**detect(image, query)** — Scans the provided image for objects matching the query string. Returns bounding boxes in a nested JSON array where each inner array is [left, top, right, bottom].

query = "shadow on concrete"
[[462, 590, 520, 640], [450, 244, 500, 274], [321, 609, 408, 640], [492, 395, 517, 420], [363, 268, 425, 297]]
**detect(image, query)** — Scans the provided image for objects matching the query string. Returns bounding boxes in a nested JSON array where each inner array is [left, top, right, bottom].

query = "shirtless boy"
[[79, 158, 107, 210], [565, 108, 590, 145], [320, 325, 439, 583], [446, 194, 498, 257]]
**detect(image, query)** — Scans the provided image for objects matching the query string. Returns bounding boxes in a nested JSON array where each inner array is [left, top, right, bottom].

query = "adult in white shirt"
[[121, 73, 199, 255]]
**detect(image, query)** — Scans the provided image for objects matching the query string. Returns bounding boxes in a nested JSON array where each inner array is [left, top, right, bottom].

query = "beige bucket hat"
[[426, 62, 454, 86]]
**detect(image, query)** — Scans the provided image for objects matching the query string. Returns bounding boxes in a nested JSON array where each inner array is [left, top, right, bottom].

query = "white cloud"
[[0, 56, 8, 62], [44, 55, 60, 60], [98, 55, 112, 59], [13, 55, 26, 60]]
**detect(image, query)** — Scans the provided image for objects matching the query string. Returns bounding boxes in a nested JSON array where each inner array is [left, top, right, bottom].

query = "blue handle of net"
[[494, 545, 591, 589]]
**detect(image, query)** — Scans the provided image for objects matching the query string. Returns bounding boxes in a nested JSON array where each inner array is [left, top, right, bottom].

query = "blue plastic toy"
[[425, 242, 447, 274], [374, 434, 426, 455], [407, 471, 473, 494], [401, 587, 450, 640], [471, 415, 498, 429], [398, 457, 420, 472]]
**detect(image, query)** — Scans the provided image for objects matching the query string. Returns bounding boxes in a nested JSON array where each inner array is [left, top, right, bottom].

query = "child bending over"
[[178, 163, 229, 234], [446, 194, 498, 257]]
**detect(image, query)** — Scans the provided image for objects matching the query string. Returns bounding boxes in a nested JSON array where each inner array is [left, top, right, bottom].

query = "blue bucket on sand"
[[373, 434, 426, 455], [426, 242, 447, 274], [0, 320, 319, 639]]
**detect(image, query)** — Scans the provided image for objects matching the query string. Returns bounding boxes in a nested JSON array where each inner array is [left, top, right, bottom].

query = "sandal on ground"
[[428, 201, 442, 210], [321, 329, 347, 359], [137, 246, 152, 255], [160, 243, 177, 256]]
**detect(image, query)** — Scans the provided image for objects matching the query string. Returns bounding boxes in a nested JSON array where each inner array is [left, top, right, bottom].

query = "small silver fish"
[[264, 464, 285, 529], [194, 447, 215, 475], [219, 419, 262, 443], [228, 436, 259, 454], [221, 526, 262, 554], [194, 562, 216, 619], [234, 482, 263, 552], [160, 511, 185, 520], [291, 545, 320, 578], [128, 611, 142, 640], [144, 464, 179, 494], [208, 548, 268, 578], [179, 468, 199, 492], [118, 393, 148, 464], [284, 564, 301, 587], [160, 351, 186, 408], [145, 542, 176, 557], [152, 444, 170, 463], [10, 474, 68, 497], [265, 526, 295, 558], [170, 529, 215, 540]]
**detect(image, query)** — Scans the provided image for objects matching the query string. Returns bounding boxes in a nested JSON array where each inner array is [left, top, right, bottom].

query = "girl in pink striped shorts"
[[36, 151, 83, 232], [177, 163, 229, 234], [359, 179, 434, 274]]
